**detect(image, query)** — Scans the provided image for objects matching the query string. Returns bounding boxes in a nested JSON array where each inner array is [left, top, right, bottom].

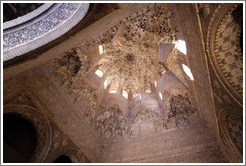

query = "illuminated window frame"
[[154, 80, 157, 87], [145, 88, 151, 93], [122, 90, 128, 99], [104, 79, 108, 89], [182, 64, 194, 81], [159, 92, 163, 100], [109, 87, 117, 93], [174, 39, 187, 55], [99, 45, 103, 55], [161, 69, 166, 75], [95, 69, 103, 78]]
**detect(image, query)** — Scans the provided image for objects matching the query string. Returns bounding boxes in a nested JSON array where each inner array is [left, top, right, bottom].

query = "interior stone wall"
[[99, 124, 228, 163]]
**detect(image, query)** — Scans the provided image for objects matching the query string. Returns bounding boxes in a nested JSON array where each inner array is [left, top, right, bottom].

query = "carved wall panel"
[[129, 108, 166, 137], [52, 48, 91, 89], [161, 88, 199, 128], [92, 89, 200, 143], [94, 106, 128, 141], [44, 52, 99, 123], [205, 3, 243, 106]]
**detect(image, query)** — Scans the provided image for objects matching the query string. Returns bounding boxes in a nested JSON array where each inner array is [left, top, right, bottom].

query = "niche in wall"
[[53, 155, 72, 163], [3, 114, 37, 163]]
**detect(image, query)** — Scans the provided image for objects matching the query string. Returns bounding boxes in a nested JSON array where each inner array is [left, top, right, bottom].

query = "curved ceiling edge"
[[3, 3, 53, 30], [3, 3, 90, 62]]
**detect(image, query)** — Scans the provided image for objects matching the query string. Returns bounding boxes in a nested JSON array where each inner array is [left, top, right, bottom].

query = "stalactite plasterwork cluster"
[[161, 88, 199, 127]]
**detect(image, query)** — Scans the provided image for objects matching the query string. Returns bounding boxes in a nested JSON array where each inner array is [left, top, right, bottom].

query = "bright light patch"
[[104, 79, 108, 89], [122, 90, 128, 99], [145, 89, 151, 93], [139, 94, 142, 100], [182, 64, 194, 81], [161, 69, 166, 75], [159, 92, 163, 100], [95, 69, 103, 78], [174, 40, 187, 55], [109, 87, 117, 93], [99, 45, 103, 55], [154, 80, 157, 87]]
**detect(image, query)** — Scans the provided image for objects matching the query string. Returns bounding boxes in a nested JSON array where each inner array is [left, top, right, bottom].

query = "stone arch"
[[3, 114, 37, 163], [3, 105, 52, 162], [51, 148, 90, 163], [53, 155, 72, 163]]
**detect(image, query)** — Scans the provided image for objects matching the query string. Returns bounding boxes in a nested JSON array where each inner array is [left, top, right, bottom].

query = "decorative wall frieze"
[[3, 3, 90, 61], [205, 3, 243, 106]]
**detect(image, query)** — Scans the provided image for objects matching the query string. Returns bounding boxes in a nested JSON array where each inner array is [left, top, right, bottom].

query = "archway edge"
[[3, 105, 52, 162]]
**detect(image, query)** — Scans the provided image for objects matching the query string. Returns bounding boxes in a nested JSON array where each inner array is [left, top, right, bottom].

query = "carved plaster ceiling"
[[97, 4, 177, 95], [44, 3, 199, 142]]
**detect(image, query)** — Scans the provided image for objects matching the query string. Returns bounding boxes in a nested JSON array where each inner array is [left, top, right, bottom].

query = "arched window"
[[3, 114, 37, 163], [95, 69, 103, 78], [174, 39, 187, 55], [154, 80, 157, 87], [99, 45, 104, 55], [145, 88, 151, 93], [182, 64, 194, 81], [104, 79, 108, 89], [109, 87, 117, 93], [53, 155, 72, 163], [122, 90, 128, 99], [159, 92, 163, 100]]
